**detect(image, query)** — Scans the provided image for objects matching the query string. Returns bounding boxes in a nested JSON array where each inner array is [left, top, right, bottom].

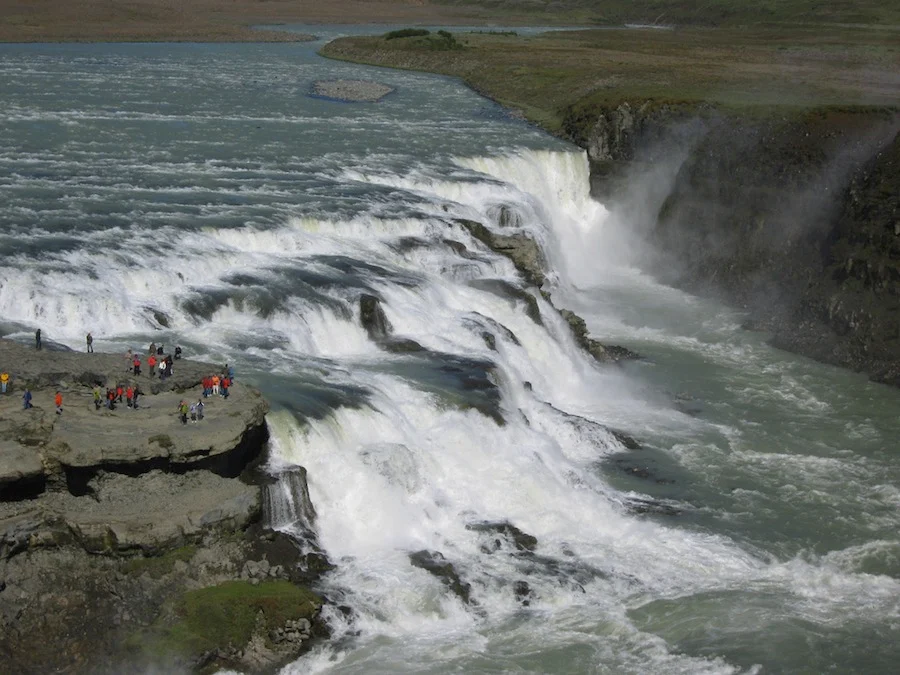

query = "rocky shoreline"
[[0, 340, 328, 673]]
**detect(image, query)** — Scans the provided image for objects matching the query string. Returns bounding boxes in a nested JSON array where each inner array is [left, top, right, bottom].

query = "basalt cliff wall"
[[563, 102, 900, 385]]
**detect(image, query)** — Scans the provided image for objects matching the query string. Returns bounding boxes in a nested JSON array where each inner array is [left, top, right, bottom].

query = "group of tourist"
[[94, 384, 143, 411], [202, 366, 235, 400], [15, 330, 235, 426], [177, 399, 206, 424]]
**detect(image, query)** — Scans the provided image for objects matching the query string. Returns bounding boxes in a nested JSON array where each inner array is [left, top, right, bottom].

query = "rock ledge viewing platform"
[[0, 339, 328, 674]]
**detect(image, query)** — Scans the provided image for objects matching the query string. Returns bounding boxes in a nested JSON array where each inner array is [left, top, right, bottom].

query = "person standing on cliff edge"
[[35, 328, 41, 350], [86, 332, 93, 353]]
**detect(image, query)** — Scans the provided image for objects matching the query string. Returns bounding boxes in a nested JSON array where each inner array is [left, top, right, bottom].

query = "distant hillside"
[[436, 0, 900, 26]]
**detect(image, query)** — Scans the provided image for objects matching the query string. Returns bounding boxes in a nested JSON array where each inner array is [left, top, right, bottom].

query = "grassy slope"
[[321, 25, 900, 132], [4, 0, 899, 42], [436, 0, 900, 27]]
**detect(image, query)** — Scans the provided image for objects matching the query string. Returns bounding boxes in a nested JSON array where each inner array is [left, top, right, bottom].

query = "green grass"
[[131, 580, 322, 663], [320, 24, 900, 132], [435, 0, 900, 27]]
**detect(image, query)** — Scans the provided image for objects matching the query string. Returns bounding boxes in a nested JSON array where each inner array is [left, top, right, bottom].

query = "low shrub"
[[384, 28, 430, 40]]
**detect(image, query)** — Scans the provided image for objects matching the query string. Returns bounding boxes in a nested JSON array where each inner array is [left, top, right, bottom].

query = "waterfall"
[[263, 466, 317, 532]]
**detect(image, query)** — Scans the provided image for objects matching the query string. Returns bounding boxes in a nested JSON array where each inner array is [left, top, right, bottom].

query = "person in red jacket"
[[55, 391, 63, 415], [126, 386, 134, 408], [148, 354, 157, 377]]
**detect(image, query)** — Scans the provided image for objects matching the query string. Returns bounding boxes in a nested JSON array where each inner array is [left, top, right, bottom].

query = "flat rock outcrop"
[[0, 339, 267, 500], [0, 339, 328, 673]]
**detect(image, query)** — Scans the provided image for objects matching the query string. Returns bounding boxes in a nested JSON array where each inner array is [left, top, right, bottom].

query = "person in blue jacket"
[[22, 388, 32, 409]]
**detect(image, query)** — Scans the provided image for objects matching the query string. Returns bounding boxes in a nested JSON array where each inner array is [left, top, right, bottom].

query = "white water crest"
[[260, 149, 900, 674]]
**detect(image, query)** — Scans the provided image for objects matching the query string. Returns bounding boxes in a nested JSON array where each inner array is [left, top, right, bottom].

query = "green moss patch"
[[133, 580, 322, 663], [122, 546, 197, 579]]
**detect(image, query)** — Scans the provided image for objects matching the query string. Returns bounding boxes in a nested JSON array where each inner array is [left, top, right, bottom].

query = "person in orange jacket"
[[148, 354, 157, 377], [55, 391, 63, 415]]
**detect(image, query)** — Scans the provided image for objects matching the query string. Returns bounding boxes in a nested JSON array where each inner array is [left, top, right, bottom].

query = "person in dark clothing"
[[22, 388, 32, 409], [157, 344, 164, 355], [174, 346, 182, 360], [35, 329, 41, 350], [86, 332, 93, 353], [133, 387, 141, 410]]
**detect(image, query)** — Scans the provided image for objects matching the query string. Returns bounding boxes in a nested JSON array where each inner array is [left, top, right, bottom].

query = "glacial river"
[[1, 29, 898, 674]]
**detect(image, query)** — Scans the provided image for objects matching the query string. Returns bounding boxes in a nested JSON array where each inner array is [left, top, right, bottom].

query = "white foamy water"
[[2, 40, 899, 674]]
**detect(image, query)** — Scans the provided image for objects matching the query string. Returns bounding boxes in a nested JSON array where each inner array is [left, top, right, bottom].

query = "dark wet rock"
[[442, 238, 484, 260], [481, 331, 497, 351], [469, 278, 542, 325], [513, 551, 607, 591], [389, 236, 429, 254], [409, 549, 472, 604], [464, 312, 521, 346], [513, 579, 532, 606], [624, 496, 681, 517], [544, 401, 641, 452], [608, 427, 641, 450], [455, 218, 547, 287], [380, 337, 426, 354], [467, 520, 538, 552], [558, 308, 641, 363], [359, 293, 392, 340], [147, 308, 171, 328]]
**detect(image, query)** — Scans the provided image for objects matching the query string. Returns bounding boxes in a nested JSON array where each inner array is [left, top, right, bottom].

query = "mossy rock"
[[130, 580, 322, 668], [122, 545, 197, 579]]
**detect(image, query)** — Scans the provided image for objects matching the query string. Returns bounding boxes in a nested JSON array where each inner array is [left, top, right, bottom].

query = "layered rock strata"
[[0, 339, 326, 673]]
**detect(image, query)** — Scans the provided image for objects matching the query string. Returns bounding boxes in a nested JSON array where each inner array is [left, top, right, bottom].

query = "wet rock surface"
[[409, 549, 472, 604]]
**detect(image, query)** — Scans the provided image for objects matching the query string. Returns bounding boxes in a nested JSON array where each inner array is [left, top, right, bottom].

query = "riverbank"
[[320, 27, 900, 386], [0, 339, 327, 673]]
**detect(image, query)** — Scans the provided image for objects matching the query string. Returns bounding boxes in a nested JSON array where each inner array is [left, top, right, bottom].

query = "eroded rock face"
[[557, 309, 641, 363], [0, 339, 330, 673], [456, 218, 548, 288], [409, 549, 472, 604], [567, 102, 900, 386], [359, 293, 393, 340]]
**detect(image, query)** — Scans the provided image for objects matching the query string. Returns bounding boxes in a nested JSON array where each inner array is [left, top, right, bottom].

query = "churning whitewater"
[[1, 39, 898, 674]]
